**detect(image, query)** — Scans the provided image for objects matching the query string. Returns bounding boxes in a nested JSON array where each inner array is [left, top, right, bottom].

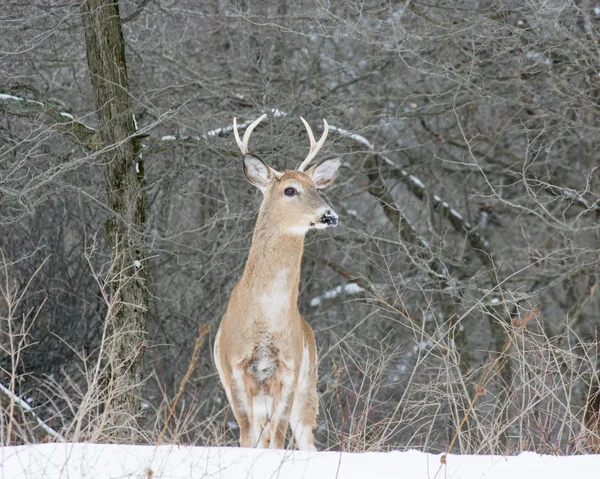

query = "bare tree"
[[79, 0, 148, 440]]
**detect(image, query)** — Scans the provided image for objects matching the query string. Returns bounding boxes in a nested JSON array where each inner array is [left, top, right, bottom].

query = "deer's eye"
[[284, 187, 297, 196]]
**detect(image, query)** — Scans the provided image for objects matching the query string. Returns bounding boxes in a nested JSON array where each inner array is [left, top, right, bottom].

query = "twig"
[[0, 383, 65, 442], [157, 323, 210, 443], [434, 308, 539, 478]]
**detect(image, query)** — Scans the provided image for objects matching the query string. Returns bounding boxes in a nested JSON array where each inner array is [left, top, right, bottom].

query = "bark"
[[80, 0, 148, 441]]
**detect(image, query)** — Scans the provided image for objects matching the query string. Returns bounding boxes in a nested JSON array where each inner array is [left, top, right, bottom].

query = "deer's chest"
[[248, 331, 278, 383], [257, 268, 294, 322]]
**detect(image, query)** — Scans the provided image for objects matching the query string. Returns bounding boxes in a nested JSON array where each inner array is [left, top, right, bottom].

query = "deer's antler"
[[297, 118, 329, 171], [233, 114, 267, 155]]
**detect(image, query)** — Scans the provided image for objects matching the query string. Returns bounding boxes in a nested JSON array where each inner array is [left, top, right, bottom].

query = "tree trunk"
[[80, 0, 148, 442]]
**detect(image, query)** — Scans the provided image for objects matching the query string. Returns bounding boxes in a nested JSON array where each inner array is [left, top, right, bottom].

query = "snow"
[[478, 210, 489, 229], [310, 283, 364, 307], [0, 93, 22, 101], [526, 51, 551, 65], [2, 443, 600, 479], [271, 108, 287, 117], [0, 93, 44, 106], [0, 383, 65, 443], [59, 112, 74, 120], [408, 175, 425, 189], [449, 208, 463, 220], [328, 125, 373, 149]]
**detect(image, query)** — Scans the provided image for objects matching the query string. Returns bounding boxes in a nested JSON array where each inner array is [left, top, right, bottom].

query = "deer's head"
[[233, 115, 341, 235]]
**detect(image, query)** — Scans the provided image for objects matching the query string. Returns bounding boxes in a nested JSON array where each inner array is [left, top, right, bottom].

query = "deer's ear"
[[243, 154, 281, 192], [306, 158, 341, 189]]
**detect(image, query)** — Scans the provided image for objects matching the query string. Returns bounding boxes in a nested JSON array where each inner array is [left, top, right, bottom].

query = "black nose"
[[320, 210, 338, 227]]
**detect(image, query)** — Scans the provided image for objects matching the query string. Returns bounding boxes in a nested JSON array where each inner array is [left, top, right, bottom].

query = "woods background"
[[1, 0, 599, 453]]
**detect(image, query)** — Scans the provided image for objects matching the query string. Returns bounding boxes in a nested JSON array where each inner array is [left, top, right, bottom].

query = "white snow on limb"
[[132, 113, 138, 131], [59, 112, 75, 120], [160, 134, 203, 141], [408, 175, 425, 189], [478, 210, 489, 229], [526, 51, 551, 65], [133, 260, 142, 269], [559, 188, 591, 208], [310, 283, 364, 307], [0, 93, 44, 106], [206, 119, 253, 138], [0, 93, 23, 101], [206, 126, 230, 137], [0, 383, 65, 442], [329, 124, 373, 149], [3, 444, 600, 479], [271, 108, 287, 117], [449, 208, 463, 220]]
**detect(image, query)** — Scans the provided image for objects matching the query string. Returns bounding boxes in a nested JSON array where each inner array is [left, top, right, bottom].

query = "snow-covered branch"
[[0, 91, 99, 150], [310, 282, 365, 307], [0, 382, 65, 442], [545, 184, 600, 213], [324, 121, 495, 267]]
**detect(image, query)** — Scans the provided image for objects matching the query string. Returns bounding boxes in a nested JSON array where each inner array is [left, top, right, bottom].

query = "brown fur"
[[214, 166, 338, 450]]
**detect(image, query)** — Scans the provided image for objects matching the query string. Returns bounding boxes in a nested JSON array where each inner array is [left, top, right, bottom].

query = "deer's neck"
[[240, 209, 305, 309]]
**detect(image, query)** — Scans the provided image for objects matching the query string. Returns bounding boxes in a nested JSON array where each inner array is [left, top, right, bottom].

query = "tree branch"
[[0, 90, 100, 150]]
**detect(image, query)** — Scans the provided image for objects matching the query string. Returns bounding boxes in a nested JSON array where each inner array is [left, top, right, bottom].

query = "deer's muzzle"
[[319, 209, 339, 227]]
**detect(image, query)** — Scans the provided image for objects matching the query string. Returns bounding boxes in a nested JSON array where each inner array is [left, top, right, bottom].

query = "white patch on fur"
[[270, 367, 295, 439], [259, 269, 291, 320], [296, 344, 311, 393], [213, 328, 223, 378], [231, 366, 250, 414], [214, 328, 236, 408], [290, 344, 316, 451], [293, 424, 317, 452], [253, 394, 273, 420], [287, 224, 310, 235], [252, 394, 273, 447]]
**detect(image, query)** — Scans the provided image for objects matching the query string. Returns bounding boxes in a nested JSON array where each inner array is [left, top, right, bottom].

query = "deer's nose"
[[319, 209, 339, 227]]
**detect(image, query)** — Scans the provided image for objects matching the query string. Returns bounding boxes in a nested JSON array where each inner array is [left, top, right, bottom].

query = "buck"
[[214, 114, 340, 450]]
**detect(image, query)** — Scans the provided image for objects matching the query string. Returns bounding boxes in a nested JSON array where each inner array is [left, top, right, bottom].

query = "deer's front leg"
[[268, 363, 296, 449], [230, 365, 257, 448]]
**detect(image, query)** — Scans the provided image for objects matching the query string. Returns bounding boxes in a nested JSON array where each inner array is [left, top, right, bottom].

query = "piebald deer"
[[214, 115, 340, 450]]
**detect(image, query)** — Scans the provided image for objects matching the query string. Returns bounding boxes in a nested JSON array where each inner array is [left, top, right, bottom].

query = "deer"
[[213, 114, 340, 451]]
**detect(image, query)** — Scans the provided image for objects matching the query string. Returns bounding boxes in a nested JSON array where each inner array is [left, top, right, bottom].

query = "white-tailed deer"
[[214, 115, 340, 450]]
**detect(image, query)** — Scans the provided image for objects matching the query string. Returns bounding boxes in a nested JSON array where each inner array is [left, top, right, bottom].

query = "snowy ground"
[[2, 443, 599, 479]]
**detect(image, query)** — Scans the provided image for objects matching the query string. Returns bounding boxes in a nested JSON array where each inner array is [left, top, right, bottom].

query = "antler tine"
[[298, 117, 329, 171], [233, 117, 244, 153], [233, 114, 267, 155]]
